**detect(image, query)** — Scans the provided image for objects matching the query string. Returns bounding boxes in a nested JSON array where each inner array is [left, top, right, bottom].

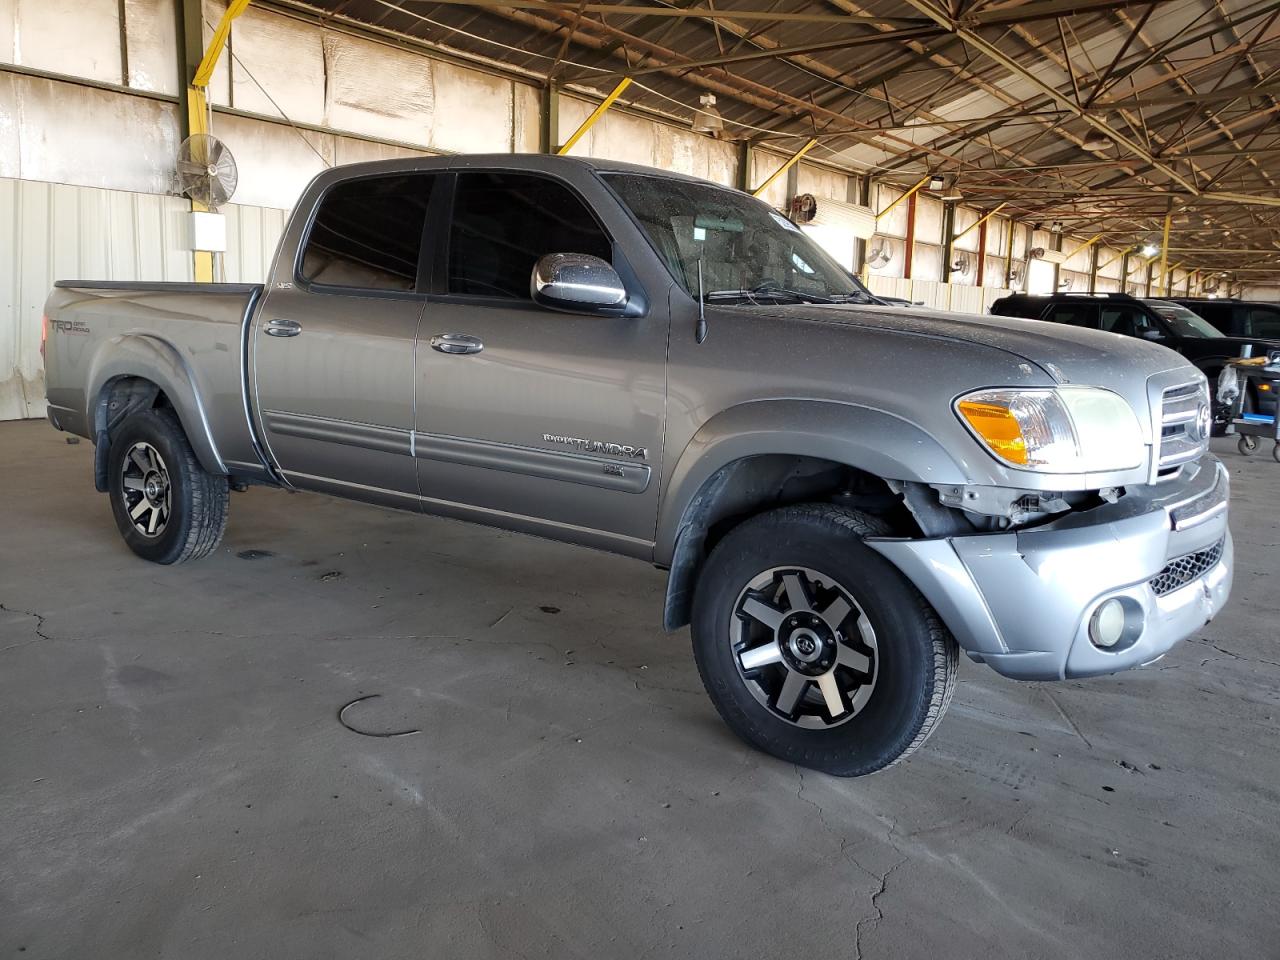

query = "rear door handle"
[[266, 318, 303, 338], [430, 333, 484, 355]]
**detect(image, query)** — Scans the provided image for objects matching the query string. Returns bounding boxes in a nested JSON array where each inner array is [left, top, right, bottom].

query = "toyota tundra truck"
[[41, 155, 1233, 776]]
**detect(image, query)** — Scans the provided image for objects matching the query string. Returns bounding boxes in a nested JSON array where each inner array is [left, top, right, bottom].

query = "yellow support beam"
[[952, 202, 1007, 243], [193, 0, 253, 88], [1096, 248, 1125, 274], [751, 138, 819, 198], [557, 78, 632, 156], [876, 174, 931, 222], [184, 0, 252, 282], [1062, 233, 1103, 263]]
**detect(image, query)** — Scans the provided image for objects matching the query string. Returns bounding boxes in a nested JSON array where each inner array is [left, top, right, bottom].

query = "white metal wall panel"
[[430, 61, 513, 154], [0, 178, 292, 420], [125, 0, 179, 95], [796, 163, 847, 202], [220, 202, 287, 283], [213, 113, 333, 209], [913, 242, 942, 282], [6, 0, 122, 84], [874, 184, 907, 238], [513, 83, 541, 154], [332, 135, 431, 166], [916, 195, 943, 243], [748, 151, 790, 210], [232, 7, 326, 125], [0, 73, 179, 193], [952, 206, 979, 252]]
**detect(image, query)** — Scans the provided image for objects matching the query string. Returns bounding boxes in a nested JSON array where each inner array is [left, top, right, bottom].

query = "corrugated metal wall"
[[0, 177, 285, 419]]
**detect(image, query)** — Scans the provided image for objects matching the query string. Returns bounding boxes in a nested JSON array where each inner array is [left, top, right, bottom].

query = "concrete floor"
[[1, 418, 1277, 959]]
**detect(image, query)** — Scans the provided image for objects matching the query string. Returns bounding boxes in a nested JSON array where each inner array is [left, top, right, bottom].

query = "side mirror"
[[531, 253, 627, 314]]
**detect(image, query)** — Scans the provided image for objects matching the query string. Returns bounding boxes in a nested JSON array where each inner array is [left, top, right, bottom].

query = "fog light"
[[1089, 599, 1126, 649]]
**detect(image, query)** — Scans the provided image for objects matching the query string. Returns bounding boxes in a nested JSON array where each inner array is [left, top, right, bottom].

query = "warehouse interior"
[[3, 0, 1279, 956]]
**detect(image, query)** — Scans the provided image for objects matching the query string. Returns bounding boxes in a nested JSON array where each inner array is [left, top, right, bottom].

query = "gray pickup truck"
[[43, 155, 1233, 776]]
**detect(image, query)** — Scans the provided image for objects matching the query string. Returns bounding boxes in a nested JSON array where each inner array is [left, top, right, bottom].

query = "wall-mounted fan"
[[1059, 277, 1074, 290], [176, 134, 238, 209], [1007, 262, 1026, 286], [866, 239, 896, 269], [1028, 246, 1046, 260], [950, 252, 972, 277]]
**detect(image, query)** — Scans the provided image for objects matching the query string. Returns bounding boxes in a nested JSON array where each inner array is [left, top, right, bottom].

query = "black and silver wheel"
[[732, 567, 878, 728], [119, 441, 172, 538], [691, 504, 958, 777], [1238, 434, 1258, 456], [107, 407, 229, 564]]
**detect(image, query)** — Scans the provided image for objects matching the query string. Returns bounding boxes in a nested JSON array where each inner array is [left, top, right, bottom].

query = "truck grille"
[[1148, 538, 1224, 596], [1157, 382, 1210, 472]]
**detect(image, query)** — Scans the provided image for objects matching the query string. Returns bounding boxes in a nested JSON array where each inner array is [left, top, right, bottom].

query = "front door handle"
[[430, 333, 484, 355], [266, 318, 303, 338]]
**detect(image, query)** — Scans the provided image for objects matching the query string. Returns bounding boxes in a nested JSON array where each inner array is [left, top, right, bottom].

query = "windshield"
[[1145, 301, 1225, 338], [603, 173, 875, 304]]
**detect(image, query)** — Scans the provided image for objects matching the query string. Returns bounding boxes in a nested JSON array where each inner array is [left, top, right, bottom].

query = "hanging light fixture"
[[1141, 243, 1159, 257], [691, 93, 724, 137], [928, 173, 946, 191]]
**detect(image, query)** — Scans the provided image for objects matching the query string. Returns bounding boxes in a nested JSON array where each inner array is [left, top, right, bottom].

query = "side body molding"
[[86, 334, 227, 475], [655, 399, 970, 565]]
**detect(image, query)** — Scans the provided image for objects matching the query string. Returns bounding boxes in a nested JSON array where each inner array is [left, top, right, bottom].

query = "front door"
[[414, 169, 667, 554], [252, 172, 439, 507]]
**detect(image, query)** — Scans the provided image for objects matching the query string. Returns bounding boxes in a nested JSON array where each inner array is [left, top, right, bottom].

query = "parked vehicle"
[[1169, 297, 1280, 340], [990, 291, 1279, 422], [43, 156, 1232, 776]]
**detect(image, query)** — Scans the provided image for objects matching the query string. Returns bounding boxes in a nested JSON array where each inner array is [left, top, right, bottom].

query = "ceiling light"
[[1082, 132, 1111, 152], [929, 174, 945, 191], [691, 93, 724, 137], [1141, 243, 1159, 257], [1050, 221, 1063, 234]]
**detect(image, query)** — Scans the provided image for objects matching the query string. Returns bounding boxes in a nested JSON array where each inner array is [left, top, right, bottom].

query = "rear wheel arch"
[[86, 337, 227, 487]]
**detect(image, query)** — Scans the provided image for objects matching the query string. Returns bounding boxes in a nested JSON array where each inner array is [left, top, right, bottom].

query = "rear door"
[[412, 168, 667, 555], [1042, 301, 1099, 328], [251, 171, 440, 507]]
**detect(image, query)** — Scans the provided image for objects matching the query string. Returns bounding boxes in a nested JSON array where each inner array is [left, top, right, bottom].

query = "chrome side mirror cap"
[[531, 253, 628, 314]]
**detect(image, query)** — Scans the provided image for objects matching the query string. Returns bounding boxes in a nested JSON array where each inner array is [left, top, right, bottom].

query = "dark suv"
[[1170, 298, 1280, 340], [989, 292, 1279, 420]]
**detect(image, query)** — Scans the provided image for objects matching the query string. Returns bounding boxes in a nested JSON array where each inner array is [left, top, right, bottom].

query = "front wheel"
[[107, 407, 229, 563], [1239, 435, 1259, 456], [690, 504, 958, 777]]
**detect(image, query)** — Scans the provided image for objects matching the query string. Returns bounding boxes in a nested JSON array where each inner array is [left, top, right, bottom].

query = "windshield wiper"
[[703, 286, 834, 304]]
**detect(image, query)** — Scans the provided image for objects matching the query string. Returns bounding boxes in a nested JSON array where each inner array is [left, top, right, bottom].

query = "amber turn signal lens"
[[956, 399, 1028, 465]]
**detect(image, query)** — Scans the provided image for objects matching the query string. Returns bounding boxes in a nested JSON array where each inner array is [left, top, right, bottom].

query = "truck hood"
[[732, 301, 1194, 385]]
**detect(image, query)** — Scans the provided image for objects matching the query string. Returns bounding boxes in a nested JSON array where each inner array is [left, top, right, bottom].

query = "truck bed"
[[43, 280, 268, 479]]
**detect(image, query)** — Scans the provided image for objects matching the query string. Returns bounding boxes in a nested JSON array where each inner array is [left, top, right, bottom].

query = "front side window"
[[448, 172, 612, 299], [301, 174, 437, 291], [603, 173, 874, 304], [1147, 302, 1224, 338], [1100, 305, 1149, 337]]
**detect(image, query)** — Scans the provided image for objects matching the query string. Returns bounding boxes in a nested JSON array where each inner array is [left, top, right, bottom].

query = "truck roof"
[[313, 153, 723, 186]]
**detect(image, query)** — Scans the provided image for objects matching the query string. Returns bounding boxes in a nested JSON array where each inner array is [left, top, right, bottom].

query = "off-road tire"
[[107, 407, 229, 564], [690, 503, 958, 777]]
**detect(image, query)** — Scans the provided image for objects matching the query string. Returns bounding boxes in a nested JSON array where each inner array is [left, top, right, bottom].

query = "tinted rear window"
[[302, 174, 437, 291]]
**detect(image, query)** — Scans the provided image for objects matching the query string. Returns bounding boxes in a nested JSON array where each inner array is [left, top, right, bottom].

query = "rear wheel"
[[1239, 435, 1258, 456], [690, 504, 958, 777], [107, 408, 229, 563]]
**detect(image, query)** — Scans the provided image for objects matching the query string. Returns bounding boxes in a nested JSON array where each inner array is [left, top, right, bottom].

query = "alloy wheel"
[[120, 441, 172, 538], [730, 566, 878, 729]]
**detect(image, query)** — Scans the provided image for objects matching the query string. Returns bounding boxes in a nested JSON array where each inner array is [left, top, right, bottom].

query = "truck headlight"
[[955, 387, 1143, 472]]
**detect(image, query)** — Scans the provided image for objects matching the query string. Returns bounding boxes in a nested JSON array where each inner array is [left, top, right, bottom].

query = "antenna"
[[696, 259, 708, 344]]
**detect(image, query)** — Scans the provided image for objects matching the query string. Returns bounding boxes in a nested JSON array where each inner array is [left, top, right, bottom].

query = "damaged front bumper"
[[868, 456, 1233, 681]]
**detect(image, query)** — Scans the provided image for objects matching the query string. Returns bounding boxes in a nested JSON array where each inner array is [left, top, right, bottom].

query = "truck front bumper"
[[869, 457, 1232, 681]]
